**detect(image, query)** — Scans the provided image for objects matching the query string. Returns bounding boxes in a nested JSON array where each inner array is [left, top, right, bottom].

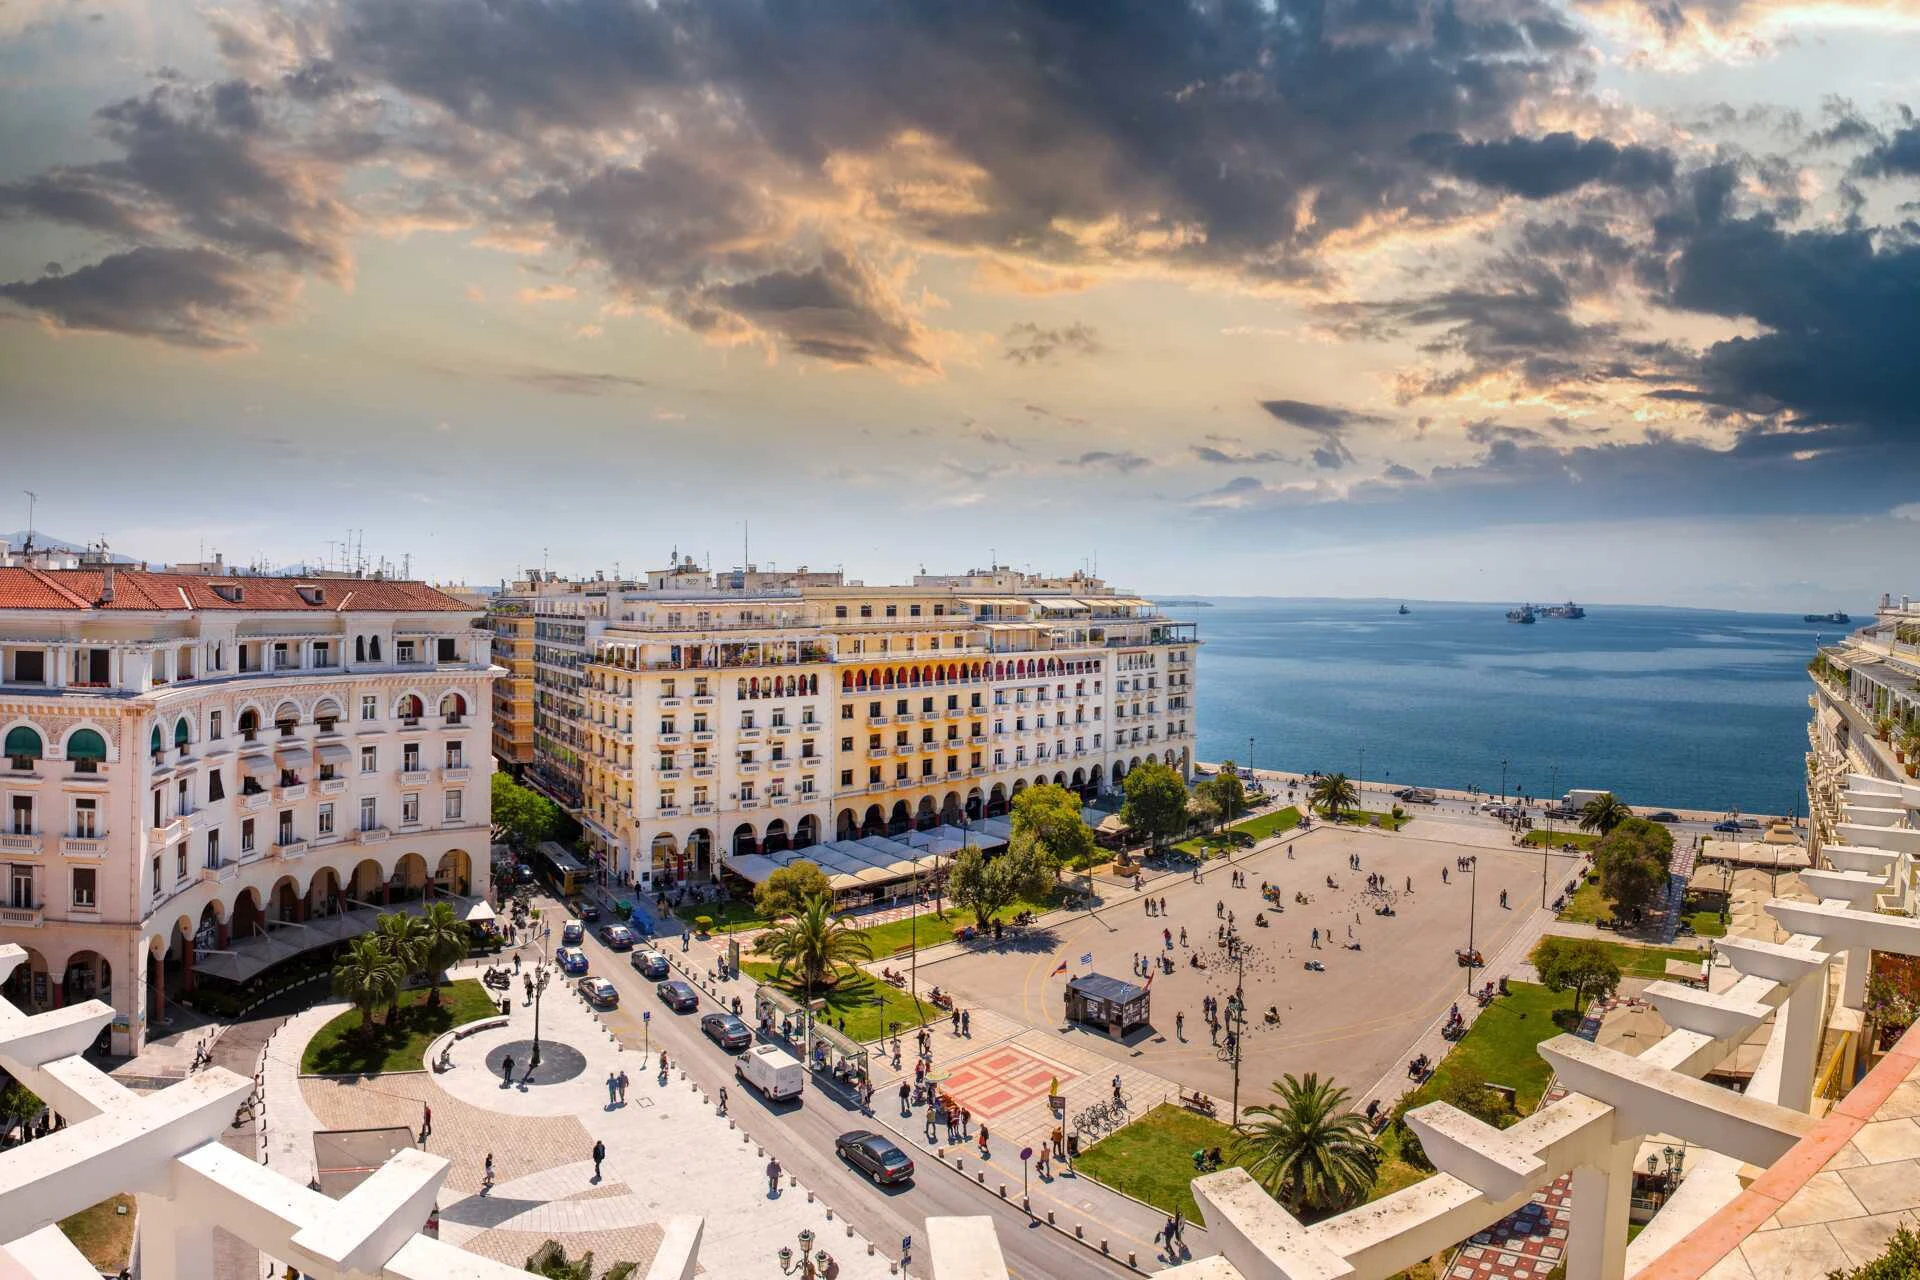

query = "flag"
[[1143, 970, 1154, 989], [1050, 959, 1068, 977], [1079, 952, 1094, 966]]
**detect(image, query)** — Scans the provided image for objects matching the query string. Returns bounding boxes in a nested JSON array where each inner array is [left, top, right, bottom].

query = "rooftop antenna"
[[402, 552, 412, 580], [22, 490, 36, 549], [743, 520, 750, 572]]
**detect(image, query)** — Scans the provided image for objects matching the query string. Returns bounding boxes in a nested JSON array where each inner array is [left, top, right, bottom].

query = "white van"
[[735, 1044, 805, 1103]]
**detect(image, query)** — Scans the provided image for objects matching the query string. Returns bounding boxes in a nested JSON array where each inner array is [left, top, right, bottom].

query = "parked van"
[[736, 1044, 805, 1103]]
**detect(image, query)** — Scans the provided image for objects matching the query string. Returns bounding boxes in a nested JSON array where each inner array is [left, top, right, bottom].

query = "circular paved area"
[[484, 1039, 588, 1085]]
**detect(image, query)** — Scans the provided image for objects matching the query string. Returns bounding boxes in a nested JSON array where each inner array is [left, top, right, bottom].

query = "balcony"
[[739, 798, 761, 810], [770, 723, 793, 736], [441, 766, 471, 783], [771, 794, 791, 806], [274, 839, 307, 859], [692, 765, 714, 779], [658, 806, 682, 817], [240, 791, 269, 813], [0, 833, 41, 855], [660, 696, 683, 709], [739, 762, 762, 774], [355, 826, 389, 845], [870, 715, 890, 726], [276, 783, 309, 801], [739, 726, 764, 740], [0, 907, 41, 928], [61, 836, 107, 858], [399, 770, 430, 786], [199, 859, 238, 884], [970, 733, 987, 745], [691, 804, 714, 816], [319, 777, 348, 795], [659, 733, 683, 745], [691, 731, 716, 744], [692, 695, 716, 707], [769, 758, 792, 771], [658, 768, 683, 781]]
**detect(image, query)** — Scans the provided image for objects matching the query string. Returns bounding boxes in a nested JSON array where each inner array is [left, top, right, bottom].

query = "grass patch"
[[59, 1195, 134, 1272], [1313, 807, 1411, 831], [739, 961, 935, 1042], [1592, 940, 1709, 980], [1683, 909, 1727, 938], [672, 899, 771, 932], [1556, 875, 1613, 924], [302, 980, 499, 1075], [1074, 1103, 1243, 1220], [853, 893, 1058, 958], [1524, 829, 1599, 851], [1176, 806, 1303, 857]]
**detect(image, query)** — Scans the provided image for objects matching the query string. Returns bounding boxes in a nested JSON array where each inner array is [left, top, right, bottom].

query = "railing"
[[61, 836, 107, 857]]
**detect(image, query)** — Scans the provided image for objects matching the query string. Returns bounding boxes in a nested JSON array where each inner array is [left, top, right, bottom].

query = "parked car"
[[1734, 817, 1762, 830], [701, 1011, 753, 1051], [597, 923, 636, 951], [561, 920, 585, 946], [656, 979, 699, 1012], [632, 949, 670, 979], [1647, 811, 1680, 823], [835, 1131, 914, 1185], [556, 946, 589, 975], [578, 902, 602, 923], [1713, 821, 1742, 833], [578, 976, 618, 1008]]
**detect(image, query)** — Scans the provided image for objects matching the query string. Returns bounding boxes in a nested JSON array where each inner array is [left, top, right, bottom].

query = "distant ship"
[[1803, 611, 1851, 624], [1540, 601, 1586, 619], [1398, 604, 1411, 615], [1507, 605, 1537, 624]]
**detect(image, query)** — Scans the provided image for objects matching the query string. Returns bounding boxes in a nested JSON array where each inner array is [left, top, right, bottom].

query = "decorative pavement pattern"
[[1443, 1004, 1606, 1280], [937, 1043, 1078, 1120]]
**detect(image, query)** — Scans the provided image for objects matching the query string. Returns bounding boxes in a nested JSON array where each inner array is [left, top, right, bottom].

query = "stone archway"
[[731, 823, 758, 860], [434, 849, 472, 896], [887, 801, 911, 837], [836, 809, 859, 842], [794, 815, 819, 848], [763, 820, 790, 854], [390, 853, 430, 902], [231, 887, 265, 940], [915, 796, 938, 831], [686, 829, 713, 879], [268, 875, 302, 923], [966, 787, 984, 821], [347, 859, 384, 906], [2, 945, 48, 1013], [308, 866, 344, 919]]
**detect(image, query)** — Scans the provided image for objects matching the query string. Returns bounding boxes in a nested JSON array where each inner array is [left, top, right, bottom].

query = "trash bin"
[[499, 996, 511, 1016], [1066, 1133, 1080, 1158]]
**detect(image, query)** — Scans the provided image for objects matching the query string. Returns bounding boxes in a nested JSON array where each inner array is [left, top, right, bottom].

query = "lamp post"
[[1543, 762, 1559, 907], [529, 964, 550, 1069], [1464, 854, 1479, 994], [1501, 758, 1509, 806], [775, 1227, 832, 1278]]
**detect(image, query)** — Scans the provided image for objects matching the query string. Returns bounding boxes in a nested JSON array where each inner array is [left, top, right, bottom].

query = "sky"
[[0, 0, 1916, 608]]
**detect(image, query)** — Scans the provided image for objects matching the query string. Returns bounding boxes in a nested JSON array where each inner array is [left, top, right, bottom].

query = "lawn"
[[739, 961, 935, 1042], [675, 899, 771, 932], [1313, 807, 1411, 832], [1592, 940, 1709, 981], [1176, 806, 1303, 857], [59, 1195, 134, 1272], [1556, 874, 1612, 924], [1682, 909, 1727, 938], [853, 894, 1058, 958], [1074, 1103, 1244, 1221], [302, 980, 500, 1075], [1524, 829, 1599, 851]]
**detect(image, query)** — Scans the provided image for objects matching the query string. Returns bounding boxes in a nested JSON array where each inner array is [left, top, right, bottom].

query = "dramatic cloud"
[[1413, 132, 1676, 198], [501, 366, 650, 396], [1003, 321, 1102, 365], [1066, 451, 1151, 474], [1191, 442, 1289, 465], [1256, 399, 1385, 469], [0, 246, 291, 349]]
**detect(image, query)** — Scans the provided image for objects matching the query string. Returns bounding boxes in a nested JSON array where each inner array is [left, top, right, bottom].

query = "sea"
[[1188, 599, 1865, 818]]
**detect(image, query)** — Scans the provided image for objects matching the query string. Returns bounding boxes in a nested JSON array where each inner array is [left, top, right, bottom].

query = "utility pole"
[[1465, 855, 1479, 994], [21, 490, 36, 544], [1501, 759, 1509, 805], [1227, 940, 1247, 1129], [1543, 762, 1559, 907]]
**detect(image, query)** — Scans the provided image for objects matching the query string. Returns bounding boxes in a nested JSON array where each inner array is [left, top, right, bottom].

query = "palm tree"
[[371, 912, 426, 1024], [755, 894, 874, 995], [1232, 1073, 1379, 1216], [332, 936, 405, 1036], [415, 901, 470, 1006], [1578, 792, 1633, 836], [1309, 773, 1359, 822]]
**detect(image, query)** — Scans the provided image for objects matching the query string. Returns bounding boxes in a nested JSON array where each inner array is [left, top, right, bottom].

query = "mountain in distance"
[[0, 531, 141, 563]]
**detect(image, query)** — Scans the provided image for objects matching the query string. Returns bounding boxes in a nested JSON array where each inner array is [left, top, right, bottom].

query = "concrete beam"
[[1838, 805, 1907, 829], [926, 1216, 1011, 1280], [0, 1003, 113, 1072], [1194, 1168, 1354, 1280], [34, 1056, 129, 1125], [1537, 1036, 1814, 1167], [1642, 982, 1774, 1040], [0, 946, 26, 987], [0, 1070, 251, 1239], [1713, 936, 1832, 984], [1771, 898, 1920, 953], [0, 1225, 105, 1280], [288, 1147, 448, 1275], [1819, 845, 1900, 874], [1800, 868, 1892, 906], [642, 1217, 703, 1280], [1402, 1103, 1545, 1200], [1835, 824, 1920, 854]]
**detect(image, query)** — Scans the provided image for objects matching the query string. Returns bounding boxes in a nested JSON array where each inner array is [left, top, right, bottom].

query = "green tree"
[[492, 772, 562, 851], [331, 935, 405, 1035], [1827, 1226, 1920, 1279], [949, 836, 1057, 927], [1309, 773, 1359, 821], [415, 901, 470, 1007], [1530, 936, 1622, 1013], [754, 861, 833, 921], [1011, 783, 1096, 868], [1592, 817, 1674, 920], [1232, 1073, 1380, 1216], [1577, 792, 1633, 836], [1196, 769, 1249, 832], [372, 912, 427, 1024], [1121, 760, 1189, 852], [0, 1081, 42, 1138], [525, 1241, 594, 1280], [753, 895, 874, 994]]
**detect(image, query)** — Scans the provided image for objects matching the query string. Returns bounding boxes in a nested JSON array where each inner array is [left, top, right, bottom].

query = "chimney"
[[100, 562, 116, 604]]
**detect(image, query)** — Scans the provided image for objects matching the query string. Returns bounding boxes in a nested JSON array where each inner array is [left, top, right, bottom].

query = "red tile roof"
[[0, 568, 476, 613]]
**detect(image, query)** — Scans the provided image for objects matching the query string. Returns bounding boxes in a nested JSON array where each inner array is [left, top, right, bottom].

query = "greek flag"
[[1080, 952, 1093, 965]]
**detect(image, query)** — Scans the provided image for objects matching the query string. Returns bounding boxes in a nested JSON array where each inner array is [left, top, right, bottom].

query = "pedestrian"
[[952, 1008, 961, 1033], [607, 1072, 619, 1106], [961, 1009, 970, 1036], [1216, 899, 1223, 918], [1159, 896, 1167, 915], [899, 1082, 911, 1115], [591, 1139, 606, 1182], [1112, 1073, 1123, 1105], [718, 1085, 729, 1116], [421, 1104, 432, 1142], [1179, 927, 1188, 947], [1311, 927, 1319, 948], [524, 975, 533, 1004], [960, 1106, 971, 1137], [926, 1109, 939, 1142], [1163, 927, 1172, 949], [1209, 1021, 1218, 1045], [502, 1054, 515, 1084], [1172, 1208, 1186, 1248], [482, 1152, 494, 1194], [767, 1157, 783, 1197], [1175, 1010, 1185, 1039], [617, 1069, 629, 1102], [977, 1122, 990, 1158], [513, 952, 521, 974]]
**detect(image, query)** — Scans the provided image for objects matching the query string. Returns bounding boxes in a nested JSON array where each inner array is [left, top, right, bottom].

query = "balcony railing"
[[0, 907, 42, 927], [0, 833, 41, 854], [274, 839, 307, 859], [61, 836, 107, 858]]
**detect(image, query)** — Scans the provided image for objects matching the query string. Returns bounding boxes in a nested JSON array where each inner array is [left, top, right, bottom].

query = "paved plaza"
[[259, 964, 895, 1279], [924, 824, 1566, 1110]]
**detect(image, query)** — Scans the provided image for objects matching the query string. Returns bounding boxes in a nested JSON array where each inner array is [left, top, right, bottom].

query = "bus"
[[534, 841, 591, 898]]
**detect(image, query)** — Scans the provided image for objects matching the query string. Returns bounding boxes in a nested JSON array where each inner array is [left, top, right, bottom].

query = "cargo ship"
[[1802, 611, 1850, 625], [1507, 605, 1537, 624]]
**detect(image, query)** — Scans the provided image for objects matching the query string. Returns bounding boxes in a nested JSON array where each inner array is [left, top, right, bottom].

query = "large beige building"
[[0, 562, 495, 1054], [567, 561, 1196, 891]]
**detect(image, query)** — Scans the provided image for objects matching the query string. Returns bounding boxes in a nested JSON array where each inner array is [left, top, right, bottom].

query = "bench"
[[454, 1016, 510, 1041]]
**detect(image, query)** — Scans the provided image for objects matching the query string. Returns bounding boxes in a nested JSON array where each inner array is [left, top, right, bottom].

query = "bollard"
[[867, 1241, 874, 1254], [847, 1225, 855, 1238], [976, 1171, 985, 1184], [1022, 1198, 1030, 1213], [1101, 1239, 1110, 1254], [1047, 1211, 1055, 1226], [1075, 1226, 1083, 1240], [998, 1183, 1006, 1198], [807, 1190, 815, 1203], [1129, 1252, 1137, 1270]]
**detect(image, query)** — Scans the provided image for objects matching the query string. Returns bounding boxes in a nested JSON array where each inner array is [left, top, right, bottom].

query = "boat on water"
[[1540, 600, 1586, 619], [1507, 605, 1537, 624], [1398, 604, 1411, 615], [1803, 611, 1851, 625]]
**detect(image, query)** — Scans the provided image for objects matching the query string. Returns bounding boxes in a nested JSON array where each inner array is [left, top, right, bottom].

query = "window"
[[9, 796, 31, 836], [771, 744, 785, 761], [739, 750, 755, 765], [72, 798, 96, 838], [369, 635, 381, 662], [446, 742, 463, 768], [176, 845, 187, 880], [241, 818, 255, 852], [740, 712, 755, 730], [396, 640, 416, 664], [360, 798, 377, 831], [355, 636, 367, 664], [13, 651, 45, 684], [313, 641, 331, 667], [661, 678, 676, 697], [691, 787, 708, 806], [360, 746, 377, 773], [910, 604, 921, 617], [896, 699, 908, 715], [867, 766, 880, 784], [739, 783, 754, 802], [771, 710, 786, 727], [885, 604, 897, 618], [177, 777, 189, 815], [209, 710, 223, 740], [921, 759, 934, 778], [834, 605, 848, 619], [660, 717, 676, 735], [691, 715, 709, 733], [971, 751, 982, 768], [659, 753, 675, 772], [894, 762, 908, 780], [317, 804, 334, 836], [801, 738, 815, 758], [841, 705, 853, 720], [277, 813, 293, 845], [446, 790, 463, 822], [841, 737, 854, 752], [402, 794, 420, 825], [859, 604, 873, 619], [206, 829, 221, 868], [208, 769, 225, 802], [799, 777, 814, 795], [437, 637, 458, 662], [71, 867, 95, 909], [318, 761, 336, 783], [661, 790, 676, 810], [361, 695, 377, 721], [403, 744, 421, 772]]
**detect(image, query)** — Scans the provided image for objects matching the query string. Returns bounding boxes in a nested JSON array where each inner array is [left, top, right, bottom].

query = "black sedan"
[[700, 1011, 753, 1051], [1647, 811, 1680, 823], [1713, 820, 1743, 833], [835, 1130, 914, 1185], [655, 979, 699, 1012]]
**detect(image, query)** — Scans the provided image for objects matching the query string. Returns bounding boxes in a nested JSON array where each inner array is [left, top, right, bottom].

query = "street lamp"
[[529, 965, 551, 1069], [1464, 855, 1479, 994], [775, 1228, 832, 1278], [1501, 759, 1509, 806]]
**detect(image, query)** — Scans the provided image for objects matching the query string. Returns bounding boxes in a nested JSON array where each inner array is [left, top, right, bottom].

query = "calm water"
[[1190, 599, 1860, 816]]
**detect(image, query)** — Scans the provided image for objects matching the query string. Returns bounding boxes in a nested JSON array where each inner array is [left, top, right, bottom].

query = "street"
[[555, 896, 1140, 1278]]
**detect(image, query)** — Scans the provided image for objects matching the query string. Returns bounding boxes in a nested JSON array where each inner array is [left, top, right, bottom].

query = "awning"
[[272, 742, 308, 766], [462, 899, 497, 923], [725, 854, 784, 884], [238, 753, 274, 779], [317, 743, 352, 765]]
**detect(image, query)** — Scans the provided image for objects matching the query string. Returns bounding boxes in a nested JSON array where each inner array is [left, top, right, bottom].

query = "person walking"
[[501, 1054, 515, 1085], [1175, 1010, 1185, 1040], [961, 1008, 971, 1036], [1171, 1208, 1187, 1249], [925, 1107, 939, 1142], [1158, 896, 1167, 915], [718, 1085, 729, 1116], [960, 1105, 971, 1138], [899, 1082, 911, 1115], [767, 1157, 782, 1197], [512, 951, 521, 974], [420, 1104, 432, 1142], [617, 1069, 629, 1102], [591, 1139, 606, 1182], [607, 1072, 619, 1107], [1112, 1074, 1124, 1105], [481, 1152, 494, 1195], [977, 1122, 990, 1158]]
